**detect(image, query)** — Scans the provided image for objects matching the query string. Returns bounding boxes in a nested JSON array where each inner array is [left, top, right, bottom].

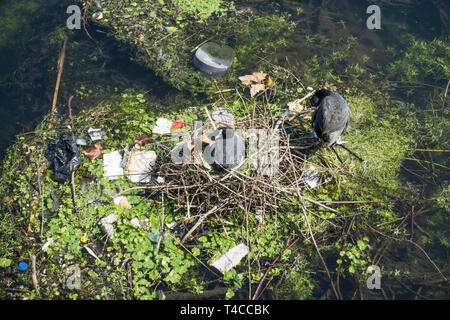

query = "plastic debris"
[[193, 42, 234, 77], [157, 48, 163, 61], [171, 120, 186, 130], [103, 151, 123, 180], [50, 135, 82, 182], [99, 213, 118, 238], [88, 128, 105, 141], [18, 262, 28, 271], [130, 217, 150, 230], [76, 137, 88, 146], [152, 118, 173, 135], [211, 107, 235, 127], [156, 176, 165, 184], [210, 243, 249, 274], [92, 11, 103, 20], [126, 150, 157, 183], [301, 164, 320, 189], [82, 143, 103, 160]]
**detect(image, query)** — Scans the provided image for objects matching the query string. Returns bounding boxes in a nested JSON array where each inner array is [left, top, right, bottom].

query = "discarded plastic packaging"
[[50, 135, 82, 182], [171, 120, 186, 130], [211, 107, 235, 126], [99, 213, 118, 238], [152, 118, 173, 135], [126, 150, 157, 183], [18, 262, 28, 271], [103, 151, 123, 180], [193, 42, 234, 77], [157, 48, 163, 61], [76, 138, 88, 146], [211, 243, 249, 274], [88, 128, 105, 141], [156, 176, 165, 184], [301, 164, 320, 189]]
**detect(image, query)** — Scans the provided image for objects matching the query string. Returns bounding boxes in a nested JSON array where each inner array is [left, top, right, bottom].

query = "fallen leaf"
[[238, 74, 258, 85], [239, 71, 267, 87], [250, 83, 265, 97], [82, 144, 103, 160], [252, 71, 267, 83], [267, 76, 274, 87], [119, 197, 132, 209]]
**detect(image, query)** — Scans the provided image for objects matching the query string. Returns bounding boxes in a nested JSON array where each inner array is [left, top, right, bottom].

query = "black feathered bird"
[[310, 89, 350, 148]]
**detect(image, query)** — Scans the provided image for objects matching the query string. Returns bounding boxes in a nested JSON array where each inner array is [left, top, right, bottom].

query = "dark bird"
[[310, 89, 350, 148]]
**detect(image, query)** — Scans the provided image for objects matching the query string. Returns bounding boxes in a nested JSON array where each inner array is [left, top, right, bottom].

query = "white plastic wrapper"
[[103, 151, 124, 180], [152, 118, 173, 135], [211, 243, 249, 274], [126, 150, 157, 183]]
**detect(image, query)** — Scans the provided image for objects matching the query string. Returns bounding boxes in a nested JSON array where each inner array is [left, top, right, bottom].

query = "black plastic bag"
[[49, 135, 82, 182]]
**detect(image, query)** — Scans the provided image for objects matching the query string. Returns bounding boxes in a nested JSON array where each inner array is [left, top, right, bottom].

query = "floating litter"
[[18, 262, 28, 271], [210, 243, 249, 274]]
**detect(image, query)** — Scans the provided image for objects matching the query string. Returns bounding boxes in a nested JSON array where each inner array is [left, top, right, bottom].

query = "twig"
[[51, 39, 67, 113], [181, 199, 229, 244], [156, 195, 165, 255], [251, 236, 300, 300], [204, 106, 217, 130], [67, 96, 78, 212], [338, 144, 364, 162], [37, 163, 45, 238], [30, 255, 38, 290]]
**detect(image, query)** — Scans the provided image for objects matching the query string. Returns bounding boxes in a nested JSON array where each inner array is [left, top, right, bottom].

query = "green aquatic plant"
[[171, 0, 232, 21]]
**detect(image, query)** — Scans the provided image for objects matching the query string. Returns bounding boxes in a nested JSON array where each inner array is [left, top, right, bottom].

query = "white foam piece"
[[211, 243, 249, 274]]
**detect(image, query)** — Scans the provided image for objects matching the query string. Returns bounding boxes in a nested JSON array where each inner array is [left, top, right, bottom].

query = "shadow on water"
[[0, 0, 183, 160]]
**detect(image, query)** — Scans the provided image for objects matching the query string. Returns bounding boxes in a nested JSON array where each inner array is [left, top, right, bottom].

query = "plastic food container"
[[193, 42, 234, 77]]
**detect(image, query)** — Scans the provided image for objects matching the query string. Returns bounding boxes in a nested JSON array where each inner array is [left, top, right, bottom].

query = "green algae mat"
[[79, 0, 295, 92]]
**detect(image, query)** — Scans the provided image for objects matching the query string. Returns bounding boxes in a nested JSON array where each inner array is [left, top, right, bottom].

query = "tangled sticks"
[[141, 101, 333, 244]]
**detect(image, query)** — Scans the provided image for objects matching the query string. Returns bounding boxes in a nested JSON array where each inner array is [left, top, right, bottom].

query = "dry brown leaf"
[[250, 83, 265, 97], [239, 71, 267, 88], [252, 71, 267, 83], [82, 144, 103, 160], [119, 197, 132, 209], [238, 74, 258, 85]]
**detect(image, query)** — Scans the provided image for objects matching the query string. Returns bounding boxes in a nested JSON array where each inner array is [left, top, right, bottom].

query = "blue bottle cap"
[[18, 262, 28, 271]]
